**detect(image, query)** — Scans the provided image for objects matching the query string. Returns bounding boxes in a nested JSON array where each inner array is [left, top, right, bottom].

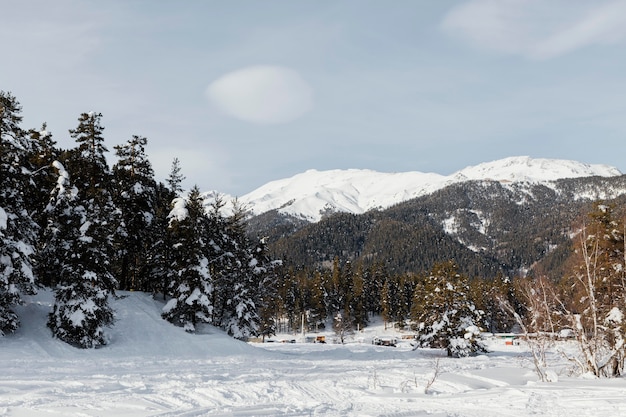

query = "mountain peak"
[[452, 156, 621, 183], [223, 157, 622, 222]]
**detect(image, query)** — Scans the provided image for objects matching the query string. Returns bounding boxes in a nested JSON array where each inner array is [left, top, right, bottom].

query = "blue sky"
[[3, 0, 626, 196]]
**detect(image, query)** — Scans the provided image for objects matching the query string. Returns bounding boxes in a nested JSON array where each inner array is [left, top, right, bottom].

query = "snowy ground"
[[2, 291, 626, 416]]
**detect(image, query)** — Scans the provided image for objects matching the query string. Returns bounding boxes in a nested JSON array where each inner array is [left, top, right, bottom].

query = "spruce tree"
[[67, 112, 110, 200], [112, 135, 158, 291], [167, 157, 185, 197], [0, 91, 38, 335], [162, 186, 213, 332], [26, 124, 60, 254], [412, 261, 486, 357], [45, 161, 116, 348], [252, 237, 281, 340], [210, 197, 261, 339], [65, 112, 118, 286], [308, 270, 328, 330], [146, 181, 177, 296]]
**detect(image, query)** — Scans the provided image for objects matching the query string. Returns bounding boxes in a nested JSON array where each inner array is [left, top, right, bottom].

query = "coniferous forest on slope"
[[3, 90, 626, 368]]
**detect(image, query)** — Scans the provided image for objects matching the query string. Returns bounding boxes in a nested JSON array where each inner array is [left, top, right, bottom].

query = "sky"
[[2, 0, 626, 196]]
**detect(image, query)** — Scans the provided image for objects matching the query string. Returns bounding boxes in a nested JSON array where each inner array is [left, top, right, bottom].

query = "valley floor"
[[1, 291, 626, 416]]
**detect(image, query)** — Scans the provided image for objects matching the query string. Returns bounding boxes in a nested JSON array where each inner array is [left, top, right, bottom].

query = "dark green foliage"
[[167, 157, 185, 197], [146, 181, 177, 297], [66, 112, 110, 201], [112, 135, 158, 291]]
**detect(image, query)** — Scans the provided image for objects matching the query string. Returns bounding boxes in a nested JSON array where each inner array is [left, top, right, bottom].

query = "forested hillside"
[[259, 177, 626, 279]]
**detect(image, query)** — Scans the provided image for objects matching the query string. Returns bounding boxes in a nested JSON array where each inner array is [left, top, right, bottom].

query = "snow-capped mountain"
[[224, 157, 622, 222]]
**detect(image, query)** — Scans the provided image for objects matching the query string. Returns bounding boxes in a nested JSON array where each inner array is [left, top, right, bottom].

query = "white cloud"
[[441, 0, 626, 59], [206, 65, 313, 124]]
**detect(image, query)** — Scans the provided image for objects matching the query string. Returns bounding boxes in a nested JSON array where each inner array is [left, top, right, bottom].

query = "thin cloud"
[[531, 1, 626, 59], [441, 0, 626, 59], [206, 66, 313, 125]]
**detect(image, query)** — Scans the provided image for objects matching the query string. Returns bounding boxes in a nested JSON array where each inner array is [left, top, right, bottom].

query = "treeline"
[[277, 258, 517, 335], [0, 91, 280, 347]]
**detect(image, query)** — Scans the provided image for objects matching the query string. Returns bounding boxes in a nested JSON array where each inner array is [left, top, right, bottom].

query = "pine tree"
[[67, 112, 110, 201], [45, 161, 116, 348], [25, 124, 60, 237], [470, 274, 516, 333], [162, 186, 213, 332], [167, 157, 185, 197], [146, 181, 177, 296], [112, 135, 158, 291], [0, 91, 38, 335], [308, 270, 328, 331], [252, 237, 281, 340], [65, 111, 118, 286], [210, 197, 261, 339], [351, 265, 368, 330], [412, 261, 486, 357]]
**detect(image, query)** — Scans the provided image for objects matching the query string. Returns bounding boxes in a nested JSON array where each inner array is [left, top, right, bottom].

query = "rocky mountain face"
[[243, 163, 626, 279]]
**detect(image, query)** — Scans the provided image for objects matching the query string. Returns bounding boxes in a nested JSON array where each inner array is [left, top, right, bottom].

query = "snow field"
[[1, 291, 626, 416]]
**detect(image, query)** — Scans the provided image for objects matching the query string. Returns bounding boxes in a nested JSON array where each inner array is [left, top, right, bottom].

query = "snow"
[[2, 290, 626, 416], [218, 156, 623, 222], [168, 197, 188, 222], [606, 307, 623, 324], [0, 206, 7, 230]]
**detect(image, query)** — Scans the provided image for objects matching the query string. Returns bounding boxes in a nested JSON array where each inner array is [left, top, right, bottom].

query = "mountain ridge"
[[216, 156, 622, 222]]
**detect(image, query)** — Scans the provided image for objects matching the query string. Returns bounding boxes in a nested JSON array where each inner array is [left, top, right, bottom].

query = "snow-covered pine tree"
[[146, 181, 177, 297], [65, 111, 118, 286], [147, 160, 184, 297], [209, 197, 261, 340], [25, 124, 60, 237], [112, 135, 158, 291], [0, 91, 38, 335], [162, 186, 213, 332], [251, 236, 281, 340], [412, 261, 486, 358], [45, 161, 116, 348]]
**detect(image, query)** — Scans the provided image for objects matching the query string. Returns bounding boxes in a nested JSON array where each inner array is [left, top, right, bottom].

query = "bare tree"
[[499, 277, 561, 382], [559, 204, 626, 378]]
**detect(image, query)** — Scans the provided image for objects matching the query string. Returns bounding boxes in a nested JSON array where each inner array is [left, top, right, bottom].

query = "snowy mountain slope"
[[225, 157, 622, 222]]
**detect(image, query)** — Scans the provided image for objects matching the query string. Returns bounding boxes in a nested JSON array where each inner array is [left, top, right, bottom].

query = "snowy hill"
[[224, 156, 621, 222], [3, 290, 258, 361]]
